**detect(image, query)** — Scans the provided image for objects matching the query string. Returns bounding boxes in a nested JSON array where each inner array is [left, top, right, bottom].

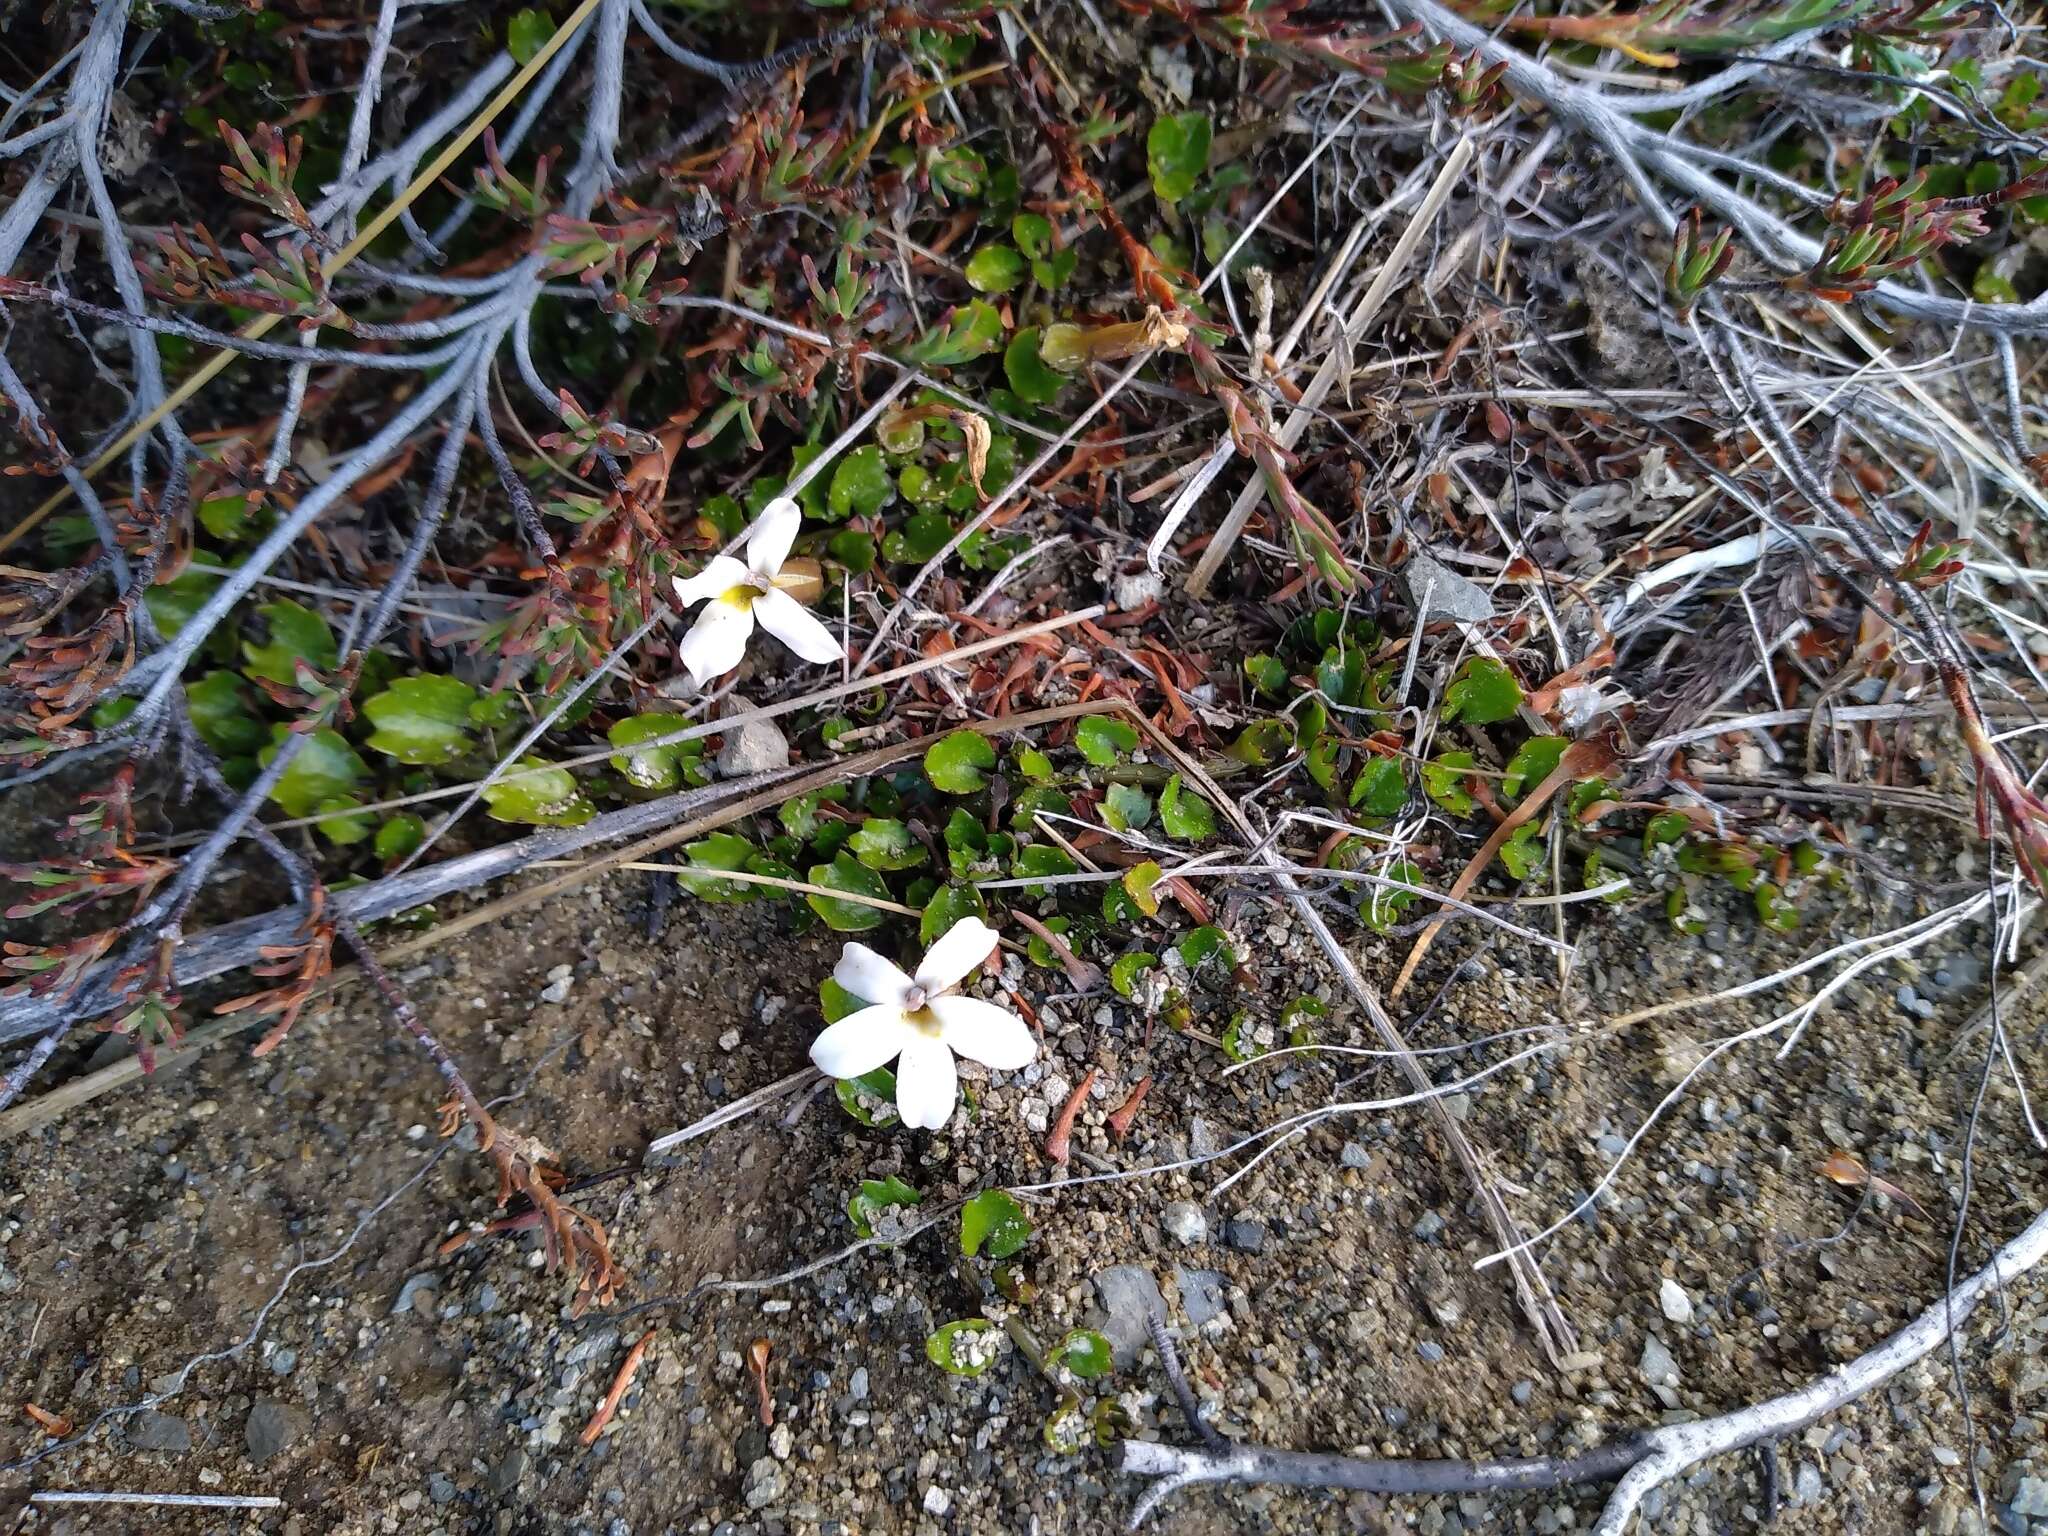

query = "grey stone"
[[1340, 1141, 1372, 1169], [245, 1397, 307, 1463], [1405, 552, 1494, 624], [127, 1411, 191, 1453], [1412, 1210, 1445, 1241], [1639, 1336, 1680, 1387], [1224, 1220, 1266, 1254], [1794, 1462, 1824, 1506], [717, 706, 789, 777], [1091, 1265, 1165, 1368], [428, 1473, 457, 1505], [1658, 1277, 1694, 1324], [1175, 1267, 1227, 1326], [392, 1272, 439, 1316], [488, 1448, 529, 1496], [2012, 1478, 2048, 1517], [268, 1348, 297, 1375], [1510, 1380, 1534, 1406], [744, 1455, 784, 1510], [1163, 1201, 1207, 1246]]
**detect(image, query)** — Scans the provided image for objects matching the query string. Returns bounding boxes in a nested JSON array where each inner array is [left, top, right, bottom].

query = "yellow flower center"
[[718, 581, 766, 612], [906, 1004, 943, 1038]]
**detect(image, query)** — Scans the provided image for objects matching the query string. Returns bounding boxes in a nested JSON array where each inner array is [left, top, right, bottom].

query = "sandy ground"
[[4, 848, 2047, 1536]]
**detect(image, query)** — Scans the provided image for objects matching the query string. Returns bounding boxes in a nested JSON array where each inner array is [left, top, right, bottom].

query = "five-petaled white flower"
[[810, 917, 1034, 1130], [673, 497, 840, 686]]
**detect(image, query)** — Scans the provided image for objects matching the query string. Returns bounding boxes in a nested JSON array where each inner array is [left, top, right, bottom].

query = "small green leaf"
[[184, 670, 267, 758], [1498, 819, 1547, 881], [480, 759, 593, 827], [1157, 773, 1216, 839], [1350, 756, 1407, 817], [881, 510, 955, 564], [608, 714, 698, 791], [363, 675, 478, 766], [1004, 328, 1064, 404], [1754, 880, 1800, 931], [828, 528, 876, 573], [1013, 744, 1056, 783], [1122, 860, 1163, 917], [1009, 784, 1072, 833], [806, 853, 892, 931], [835, 1067, 900, 1128], [926, 1319, 1001, 1376], [847, 1175, 921, 1237], [1178, 925, 1235, 972], [1422, 750, 1476, 817], [1053, 1329, 1114, 1380], [1012, 211, 1054, 258], [1359, 858, 1424, 932], [1146, 111, 1213, 203], [1102, 781, 1153, 832], [925, 730, 996, 793], [851, 817, 925, 871], [144, 570, 218, 640], [965, 243, 1027, 294], [259, 725, 366, 820], [506, 7, 552, 64], [374, 813, 426, 863], [1644, 811, 1692, 851], [828, 445, 896, 520], [1502, 735, 1568, 798], [921, 882, 987, 947], [1014, 843, 1076, 895], [242, 599, 336, 686], [961, 1189, 1033, 1258], [1075, 715, 1138, 766], [1226, 718, 1294, 766], [1441, 656, 1523, 725], [1110, 952, 1158, 999], [1243, 652, 1288, 697]]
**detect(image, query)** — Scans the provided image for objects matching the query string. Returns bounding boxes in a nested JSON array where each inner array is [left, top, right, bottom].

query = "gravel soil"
[[3, 858, 2046, 1536]]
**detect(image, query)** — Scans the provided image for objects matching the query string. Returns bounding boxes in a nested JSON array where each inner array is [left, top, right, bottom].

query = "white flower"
[[809, 917, 1035, 1130], [672, 497, 840, 686]]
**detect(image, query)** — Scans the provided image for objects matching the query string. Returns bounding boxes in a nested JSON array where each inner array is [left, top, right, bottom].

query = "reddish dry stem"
[[24, 1402, 72, 1437], [1046, 1066, 1097, 1164], [579, 1329, 658, 1447], [1106, 1076, 1152, 1142], [748, 1337, 775, 1428]]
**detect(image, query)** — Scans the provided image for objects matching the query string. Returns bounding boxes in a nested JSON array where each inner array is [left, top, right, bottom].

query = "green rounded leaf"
[[259, 725, 365, 819], [847, 1175, 921, 1237], [1004, 328, 1064, 405], [1349, 756, 1407, 817], [835, 1067, 900, 1128], [1054, 1328, 1114, 1380], [965, 243, 1027, 294], [1158, 773, 1216, 838], [185, 670, 267, 758], [850, 817, 925, 871], [926, 1319, 1002, 1377], [1075, 715, 1138, 766], [1146, 111, 1213, 203], [828, 445, 896, 520], [961, 1189, 1033, 1259], [242, 599, 336, 687], [1110, 951, 1159, 999], [506, 7, 552, 64], [1441, 656, 1523, 725], [1102, 781, 1152, 832], [480, 758, 593, 827], [1502, 735, 1568, 798], [374, 813, 427, 863], [608, 714, 696, 791], [925, 730, 996, 793], [363, 675, 478, 766], [806, 852, 891, 930]]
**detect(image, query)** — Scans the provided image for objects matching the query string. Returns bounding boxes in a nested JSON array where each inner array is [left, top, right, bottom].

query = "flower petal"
[[915, 915, 1000, 993], [752, 588, 843, 666], [930, 995, 1035, 1071], [808, 1005, 912, 1079], [673, 555, 750, 608], [894, 1037, 958, 1130], [745, 496, 802, 578], [833, 943, 916, 1008], [676, 599, 753, 686]]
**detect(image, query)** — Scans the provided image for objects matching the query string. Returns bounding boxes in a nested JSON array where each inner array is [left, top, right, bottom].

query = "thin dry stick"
[[1122, 705, 1578, 1366], [1185, 135, 1476, 597]]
